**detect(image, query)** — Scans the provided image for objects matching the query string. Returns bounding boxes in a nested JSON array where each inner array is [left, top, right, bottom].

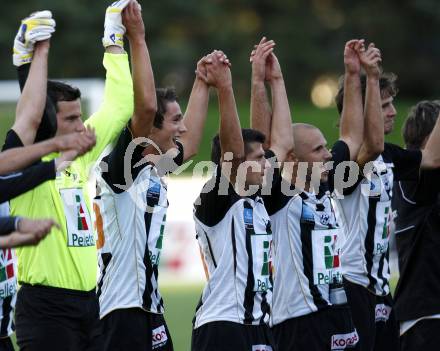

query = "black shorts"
[[343, 279, 399, 351], [101, 308, 173, 351], [15, 283, 101, 351], [273, 304, 359, 351], [0, 337, 14, 351], [191, 321, 275, 351], [400, 319, 440, 351]]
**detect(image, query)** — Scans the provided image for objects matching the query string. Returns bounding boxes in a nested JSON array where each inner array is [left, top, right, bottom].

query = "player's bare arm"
[[250, 37, 275, 150], [0, 128, 96, 175], [178, 56, 211, 161], [123, 1, 157, 138], [207, 51, 244, 185], [357, 43, 384, 168], [0, 218, 58, 249], [266, 52, 293, 163], [339, 39, 365, 161]]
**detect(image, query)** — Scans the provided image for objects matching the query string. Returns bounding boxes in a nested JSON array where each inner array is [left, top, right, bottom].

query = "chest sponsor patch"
[[0, 249, 16, 298], [244, 206, 273, 292], [373, 201, 391, 256], [149, 213, 166, 266], [152, 325, 168, 349], [60, 188, 95, 247], [312, 229, 343, 285], [252, 345, 273, 351], [331, 330, 359, 350], [375, 303, 392, 322]]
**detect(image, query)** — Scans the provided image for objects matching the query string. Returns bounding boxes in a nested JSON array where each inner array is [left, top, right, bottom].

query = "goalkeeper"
[[4, 2, 135, 350]]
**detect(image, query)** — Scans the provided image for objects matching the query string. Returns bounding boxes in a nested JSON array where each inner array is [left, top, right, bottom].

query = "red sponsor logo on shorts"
[[152, 325, 168, 349], [252, 345, 273, 351], [331, 330, 359, 350], [375, 304, 391, 322]]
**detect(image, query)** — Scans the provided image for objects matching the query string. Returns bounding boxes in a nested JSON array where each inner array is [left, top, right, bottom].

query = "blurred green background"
[[1, 0, 437, 349], [1, 0, 440, 101]]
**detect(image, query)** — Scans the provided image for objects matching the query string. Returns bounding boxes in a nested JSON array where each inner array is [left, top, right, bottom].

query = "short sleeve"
[[328, 140, 351, 193], [260, 149, 291, 215], [401, 169, 440, 205], [101, 126, 144, 193], [2, 129, 24, 151], [384, 143, 422, 181], [194, 165, 237, 227]]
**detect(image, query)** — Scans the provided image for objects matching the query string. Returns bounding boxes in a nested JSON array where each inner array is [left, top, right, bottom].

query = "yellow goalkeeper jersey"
[[10, 53, 133, 291]]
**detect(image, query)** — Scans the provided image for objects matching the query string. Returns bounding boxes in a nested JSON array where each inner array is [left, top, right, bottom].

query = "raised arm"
[[267, 53, 293, 163], [207, 51, 244, 183], [123, 1, 157, 138], [357, 43, 384, 168], [12, 11, 56, 146], [250, 37, 275, 150], [178, 56, 211, 161], [81, 0, 134, 164], [339, 39, 365, 161]]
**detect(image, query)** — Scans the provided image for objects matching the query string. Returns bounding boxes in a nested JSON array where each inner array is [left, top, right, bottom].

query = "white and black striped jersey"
[[0, 202, 16, 338], [193, 166, 273, 328], [94, 126, 183, 318], [338, 143, 421, 296], [262, 141, 349, 326]]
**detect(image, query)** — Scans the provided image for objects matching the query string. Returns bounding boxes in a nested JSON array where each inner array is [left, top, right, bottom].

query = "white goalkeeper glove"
[[102, 0, 131, 48], [13, 11, 56, 67]]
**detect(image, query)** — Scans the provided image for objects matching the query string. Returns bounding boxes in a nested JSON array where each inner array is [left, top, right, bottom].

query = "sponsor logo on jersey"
[[301, 203, 315, 223], [331, 330, 359, 350], [152, 325, 168, 349], [252, 345, 273, 351], [149, 214, 166, 266], [60, 188, 95, 247], [373, 202, 391, 255], [382, 207, 391, 240], [320, 213, 330, 225], [312, 229, 343, 285], [0, 249, 16, 298], [324, 234, 340, 270], [244, 207, 254, 230], [147, 180, 161, 200], [375, 303, 391, 322]]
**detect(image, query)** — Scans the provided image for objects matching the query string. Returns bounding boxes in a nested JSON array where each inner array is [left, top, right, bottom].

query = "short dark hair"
[[47, 80, 81, 112], [155, 88, 178, 129], [210, 128, 266, 165], [34, 81, 81, 142], [402, 100, 440, 150], [335, 72, 398, 115]]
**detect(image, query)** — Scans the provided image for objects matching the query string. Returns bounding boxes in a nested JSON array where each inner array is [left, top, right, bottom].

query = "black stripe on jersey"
[[379, 249, 390, 293], [365, 197, 379, 291], [97, 253, 112, 299], [204, 230, 217, 269], [376, 249, 386, 294], [192, 295, 204, 325], [231, 220, 237, 274], [0, 295, 12, 337], [142, 186, 161, 311], [243, 202, 256, 324], [300, 221, 329, 309], [259, 291, 270, 325]]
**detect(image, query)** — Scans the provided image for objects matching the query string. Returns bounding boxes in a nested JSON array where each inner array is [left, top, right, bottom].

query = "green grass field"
[[1, 98, 410, 350]]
